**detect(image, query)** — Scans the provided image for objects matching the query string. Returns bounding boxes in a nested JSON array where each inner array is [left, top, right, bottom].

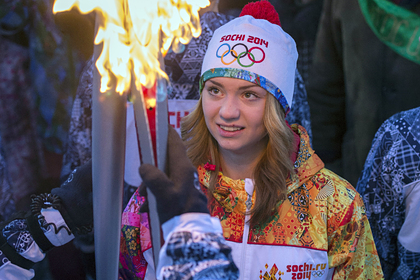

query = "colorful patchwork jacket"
[[118, 125, 384, 279]]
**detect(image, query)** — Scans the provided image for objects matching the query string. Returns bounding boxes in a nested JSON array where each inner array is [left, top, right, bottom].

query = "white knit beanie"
[[199, 0, 298, 114]]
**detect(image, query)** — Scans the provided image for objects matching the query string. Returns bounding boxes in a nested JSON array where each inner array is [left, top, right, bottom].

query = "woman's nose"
[[219, 96, 240, 120]]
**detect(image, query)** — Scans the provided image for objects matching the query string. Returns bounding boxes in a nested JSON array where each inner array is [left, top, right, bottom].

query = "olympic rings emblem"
[[312, 270, 325, 278], [216, 43, 265, 67]]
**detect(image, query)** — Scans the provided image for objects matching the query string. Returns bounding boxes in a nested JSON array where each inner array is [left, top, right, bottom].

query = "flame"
[[53, 0, 209, 95]]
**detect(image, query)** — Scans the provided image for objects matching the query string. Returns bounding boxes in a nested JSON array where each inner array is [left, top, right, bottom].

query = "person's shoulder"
[[312, 168, 368, 228], [313, 167, 360, 204], [368, 106, 420, 158], [380, 106, 420, 132]]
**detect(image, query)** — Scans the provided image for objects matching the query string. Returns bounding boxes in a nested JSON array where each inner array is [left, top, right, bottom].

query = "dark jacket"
[[306, 0, 420, 185]]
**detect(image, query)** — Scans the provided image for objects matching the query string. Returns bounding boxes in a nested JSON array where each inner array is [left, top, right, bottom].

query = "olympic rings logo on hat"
[[216, 43, 265, 68]]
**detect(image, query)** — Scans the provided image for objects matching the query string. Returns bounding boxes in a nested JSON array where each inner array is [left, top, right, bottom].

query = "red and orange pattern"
[[198, 125, 383, 279]]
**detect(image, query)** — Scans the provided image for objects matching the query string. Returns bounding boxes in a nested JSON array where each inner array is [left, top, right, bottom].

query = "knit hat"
[[199, 0, 298, 114]]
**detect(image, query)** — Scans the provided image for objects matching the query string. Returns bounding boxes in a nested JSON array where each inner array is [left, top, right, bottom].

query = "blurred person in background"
[[1, 0, 93, 279], [357, 106, 420, 279], [306, 0, 420, 186], [268, 0, 324, 83]]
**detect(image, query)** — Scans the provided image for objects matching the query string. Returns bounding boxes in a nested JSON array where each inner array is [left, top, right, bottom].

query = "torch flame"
[[53, 0, 210, 95]]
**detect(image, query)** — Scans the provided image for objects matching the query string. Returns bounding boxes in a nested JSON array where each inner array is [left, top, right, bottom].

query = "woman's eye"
[[244, 92, 257, 99], [208, 87, 220, 95]]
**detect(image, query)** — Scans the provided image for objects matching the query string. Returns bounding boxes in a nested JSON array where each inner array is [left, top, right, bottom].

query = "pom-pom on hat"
[[239, 0, 281, 26], [200, 0, 298, 114]]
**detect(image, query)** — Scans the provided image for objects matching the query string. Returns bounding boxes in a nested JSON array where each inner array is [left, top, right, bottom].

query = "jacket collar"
[[287, 124, 324, 194]]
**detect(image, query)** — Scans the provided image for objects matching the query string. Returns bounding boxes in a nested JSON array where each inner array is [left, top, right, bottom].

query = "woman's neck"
[[219, 148, 264, 180]]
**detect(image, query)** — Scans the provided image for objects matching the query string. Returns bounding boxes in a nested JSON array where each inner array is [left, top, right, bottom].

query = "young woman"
[[120, 1, 384, 279]]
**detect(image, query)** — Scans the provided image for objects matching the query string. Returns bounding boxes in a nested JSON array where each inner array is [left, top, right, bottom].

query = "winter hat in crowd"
[[199, 0, 298, 115]]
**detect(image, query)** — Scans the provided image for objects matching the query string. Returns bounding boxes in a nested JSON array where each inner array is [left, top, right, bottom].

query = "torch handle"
[[131, 84, 163, 271], [153, 92, 168, 267]]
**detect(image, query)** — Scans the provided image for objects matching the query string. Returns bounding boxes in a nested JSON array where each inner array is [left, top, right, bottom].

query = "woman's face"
[[202, 77, 268, 157]]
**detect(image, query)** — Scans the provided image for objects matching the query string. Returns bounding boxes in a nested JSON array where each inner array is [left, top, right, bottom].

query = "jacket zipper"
[[240, 179, 254, 280]]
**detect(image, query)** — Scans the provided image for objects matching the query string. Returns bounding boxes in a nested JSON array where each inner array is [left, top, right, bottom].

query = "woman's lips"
[[218, 125, 243, 132]]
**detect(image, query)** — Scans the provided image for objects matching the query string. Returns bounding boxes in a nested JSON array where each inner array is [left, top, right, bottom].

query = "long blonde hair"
[[181, 93, 295, 226]]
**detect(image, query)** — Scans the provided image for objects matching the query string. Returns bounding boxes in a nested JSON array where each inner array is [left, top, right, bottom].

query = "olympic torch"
[[53, 0, 208, 279]]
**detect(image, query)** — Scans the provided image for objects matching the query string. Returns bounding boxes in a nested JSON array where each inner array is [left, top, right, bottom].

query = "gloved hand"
[[0, 160, 93, 275], [49, 159, 93, 234], [139, 125, 208, 224]]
